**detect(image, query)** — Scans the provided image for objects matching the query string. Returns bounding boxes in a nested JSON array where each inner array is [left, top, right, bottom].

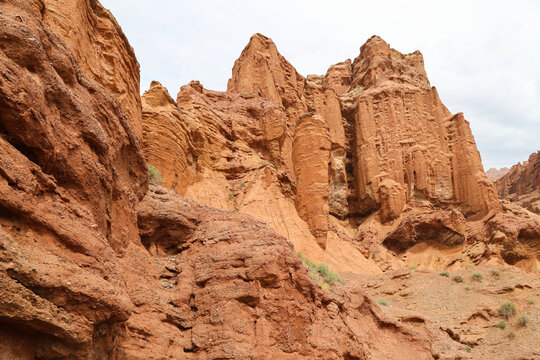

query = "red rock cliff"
[[496, 151, 540, 214], [142, 33, 500, 263], [41, 0, 143, 139]]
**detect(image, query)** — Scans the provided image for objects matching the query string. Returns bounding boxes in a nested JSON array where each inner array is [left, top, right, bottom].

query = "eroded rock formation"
[[486, 167, 509, 182], [141, 32, 500, 266], [2, 0, 539, 358], [0, 1, 464, 358], [42, 0, 143, 138], [496, 151, 540, 214], [0, 0, 146, 356]]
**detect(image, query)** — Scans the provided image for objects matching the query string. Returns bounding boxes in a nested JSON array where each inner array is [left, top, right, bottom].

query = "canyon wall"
[[496, 151, 540, 214], [0, 1, 468, 358], [141, 33, 500, 268], [42, 0, 143, 139]]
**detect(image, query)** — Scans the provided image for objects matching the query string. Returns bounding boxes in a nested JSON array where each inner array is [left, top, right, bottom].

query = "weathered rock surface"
[[142, 33, 501, 268], [2, 1, 538, 358], [293, 113, 331, 248], [349, 36, 499, 220], [131, 185, 446, 359], [347, 265, 540, 360], [383, 210, 467, 252], [496, 151, 540, 214], [0, 0, 146, 357], [486, 167, 509, 182], [42, 0, 143, 139]]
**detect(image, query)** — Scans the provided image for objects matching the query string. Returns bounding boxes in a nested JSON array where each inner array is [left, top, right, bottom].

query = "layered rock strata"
[[496, 151, 540, 214], [142, 33, 500, 259], [42, 0, 143, 138]]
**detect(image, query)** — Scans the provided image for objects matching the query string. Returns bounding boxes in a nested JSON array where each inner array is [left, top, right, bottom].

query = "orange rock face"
[[349, 36, 499, 220], [41, 0, 143, 139], [3, 1, 538, 358], [132, 185, 447, 360], [496, 151, 540, 214], [293, 113, 331, 248], [0, 0, 146, 357], [142, 32, 500, 259], [486, 167, 509, 182]]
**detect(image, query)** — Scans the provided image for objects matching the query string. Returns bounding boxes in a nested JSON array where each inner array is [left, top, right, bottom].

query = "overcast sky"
[[102, 0, 539, 170]]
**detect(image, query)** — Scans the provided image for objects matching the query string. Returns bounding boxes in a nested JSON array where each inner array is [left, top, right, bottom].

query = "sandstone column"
[[292, 113, 331, 249]]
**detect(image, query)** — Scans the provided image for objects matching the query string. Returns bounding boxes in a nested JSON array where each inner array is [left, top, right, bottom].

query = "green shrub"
[[508, 330, 516, 339], [320, 282, 329, 291], [465, 345, 471, 352], [228, 193, 234, 201], [239, 181, 246, 190], [527, 298, 535, 305], [296, 253, 344, 286], [472, 272, 483, 281], [465, 286, 471, 291], [317, 263, 345, 285], [453, 275, 464, 283], [410, 265, 418, 269], [439, 271, 450, 277], [495, 321, 506, 329], [499, 302, 516, 319], [490, 269, 500, 277], [309, 273, 318, 281], [147, 165, 164, 183], [297, 252, 317, 269], [377, 298, 389, 306], [517, 314, 530, 327]]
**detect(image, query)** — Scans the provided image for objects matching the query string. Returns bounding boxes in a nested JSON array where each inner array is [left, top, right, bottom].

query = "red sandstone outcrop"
[[0, 0, 146, 356], [496, 151, 540, 214], [486, 167, 509, 182], [349, 36, 499, 221], [1, 4, 448, 356], [293, 113, 331, 248], [383, 210, 467, 252], [132, 185, 450, 359], [3, 0, 538, 357], [41, 0, 143, 139], [142, 32, 500, 262]]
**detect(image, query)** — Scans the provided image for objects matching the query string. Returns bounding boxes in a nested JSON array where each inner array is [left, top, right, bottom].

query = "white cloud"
[[102, 0, 540, 169]]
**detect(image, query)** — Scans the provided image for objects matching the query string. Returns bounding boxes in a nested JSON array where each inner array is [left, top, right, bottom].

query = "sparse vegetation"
[[517, 314, 530, 327], [239, 181, 246, 190], [495, 320, 506, 329], [410, 265, 418, 270], [490, 269, 500, 278], [147, 164, 164, 183], [508, 330, 516, 339], [228, 193, 234, 201], [377, 298, 389, 306], [499, 302, 516, 319], [472, 272, 483, 281], [439, 271, 450, 277], [465, 286, 471, 291], [296, 252, 345, 287], [317, 263, 345, 285], [465, 345, 472, 352], [297, 252, 317, 269], [320, 282, 329, 291], [453, 275, 464, 283], [526, 298, 535, 305]]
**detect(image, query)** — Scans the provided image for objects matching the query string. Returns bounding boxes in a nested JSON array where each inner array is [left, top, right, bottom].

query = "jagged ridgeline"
[[0, 0, 539, 359]]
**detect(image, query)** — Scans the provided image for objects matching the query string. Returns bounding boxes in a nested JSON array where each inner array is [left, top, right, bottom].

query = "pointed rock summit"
[[2, 2, 540, 358], [142, 32, 501, 258]]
